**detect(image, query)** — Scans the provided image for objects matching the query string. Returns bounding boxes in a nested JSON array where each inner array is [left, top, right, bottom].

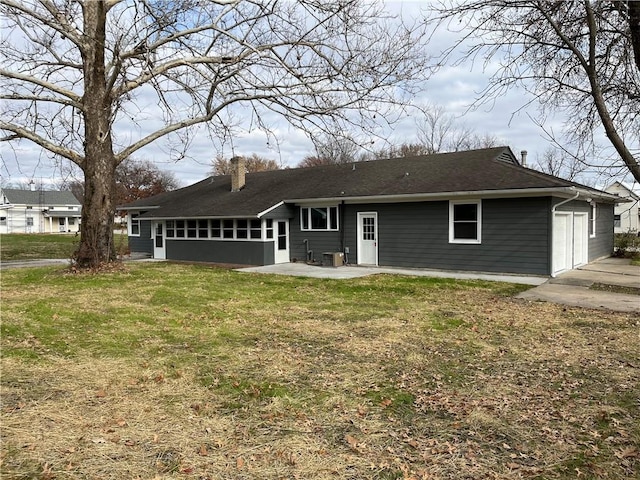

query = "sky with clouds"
[[0, 1, 609, 189]]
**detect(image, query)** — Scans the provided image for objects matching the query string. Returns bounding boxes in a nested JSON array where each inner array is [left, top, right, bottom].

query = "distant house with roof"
[[0, 188, 82, 234], [604, 181, 640, 233], [120, 147, 620, 277]]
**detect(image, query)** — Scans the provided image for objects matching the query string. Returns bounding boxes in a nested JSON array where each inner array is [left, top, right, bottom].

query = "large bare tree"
[[1, 0, 431, 267], [415, 102, 499, 154], [429, 0, 640, 183]]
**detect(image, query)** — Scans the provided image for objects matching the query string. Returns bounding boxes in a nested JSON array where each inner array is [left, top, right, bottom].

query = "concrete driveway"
[[516, 258, 639, 313]]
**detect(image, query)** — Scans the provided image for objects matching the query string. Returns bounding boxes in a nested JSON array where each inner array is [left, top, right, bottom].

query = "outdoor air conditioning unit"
[[322, 252, 344, 267]]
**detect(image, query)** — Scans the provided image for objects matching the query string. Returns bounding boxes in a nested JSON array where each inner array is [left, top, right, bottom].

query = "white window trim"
[[128, 211, 140, 237], [589, 203, 596, 238], [449, 200, 482, 244], [300, 206, 339, 231]]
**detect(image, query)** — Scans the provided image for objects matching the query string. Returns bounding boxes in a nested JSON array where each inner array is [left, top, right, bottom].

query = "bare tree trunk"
[[74, 1, 116, 267], [629, 1, 640, 73], [584, 2, 640, 184]]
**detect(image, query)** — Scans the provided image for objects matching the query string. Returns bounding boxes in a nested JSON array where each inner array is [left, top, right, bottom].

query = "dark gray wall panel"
[[167, 240, 273, 265], [263, 203, 295, 219], [128, 219, 153, 254]]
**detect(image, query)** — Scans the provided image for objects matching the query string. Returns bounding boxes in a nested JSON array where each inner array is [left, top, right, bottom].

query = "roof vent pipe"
[[520, 150, 528, 167], [230, 156, 246, 192]]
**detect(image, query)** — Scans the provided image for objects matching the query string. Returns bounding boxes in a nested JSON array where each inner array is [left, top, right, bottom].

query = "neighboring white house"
[[0, 188, 82, 234], [604, 181, 640, 233]]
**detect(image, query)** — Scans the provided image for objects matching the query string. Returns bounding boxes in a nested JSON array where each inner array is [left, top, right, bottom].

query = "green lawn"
[[0, 232, 128, 261], [1, 263, 638, 479]]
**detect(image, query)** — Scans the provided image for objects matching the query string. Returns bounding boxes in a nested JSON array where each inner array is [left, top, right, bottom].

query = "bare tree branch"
[[429, 0, 640, 183]]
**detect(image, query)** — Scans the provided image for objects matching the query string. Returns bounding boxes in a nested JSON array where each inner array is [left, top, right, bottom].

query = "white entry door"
[[152, 221, 166, 260], [357, 212, 378, 265], [274, 220, 289, 263]]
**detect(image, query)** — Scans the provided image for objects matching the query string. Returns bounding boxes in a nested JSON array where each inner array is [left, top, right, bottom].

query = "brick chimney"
[[230, 156, 246, 192]]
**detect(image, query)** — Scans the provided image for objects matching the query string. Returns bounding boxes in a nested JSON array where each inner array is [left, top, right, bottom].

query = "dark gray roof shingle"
[[121, 147, 611, 218], [1, 188, 81, 206]]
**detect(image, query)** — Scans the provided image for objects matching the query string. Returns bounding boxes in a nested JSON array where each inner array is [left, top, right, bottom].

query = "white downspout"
[[551, 190, 580, 277], [552, 190, 580, 213]]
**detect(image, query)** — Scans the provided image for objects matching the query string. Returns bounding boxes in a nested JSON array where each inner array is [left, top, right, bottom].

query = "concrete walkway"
[[516, 258, 639, 313], [238, 262, 548, 285]]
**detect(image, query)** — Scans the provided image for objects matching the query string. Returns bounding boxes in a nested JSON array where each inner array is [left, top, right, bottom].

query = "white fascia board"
[[287, 187, 582, 205], [257, 201, 285, 218], [117, 205, 161, 211], [140, 214, 260, 221]]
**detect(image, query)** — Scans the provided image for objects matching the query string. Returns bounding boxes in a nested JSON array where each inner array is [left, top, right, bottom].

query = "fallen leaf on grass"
[[345, 434, 359, 450], [236, 457, 245, 470], [615, 447, 638, 459]]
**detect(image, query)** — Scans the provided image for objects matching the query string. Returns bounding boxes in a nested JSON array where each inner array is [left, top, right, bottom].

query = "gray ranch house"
[[119, 147, 619, 277]]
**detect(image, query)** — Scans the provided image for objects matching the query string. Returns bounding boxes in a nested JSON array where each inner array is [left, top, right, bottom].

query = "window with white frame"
[[266, 219, 273, 239], [187, 219, 198, 238], [589, 203, 596, 238], [210, 219, 221, 238], [26, 216, 34, 227], [236, 219, 248, 239], [222, 219, 234, 239], [614, 214, 621, 228], [301, 206, 339, 231], [198, 220, 209, 238], [129, 212, 140, 236], [250, 219, 261, 239], [175, 220, 185, 238], [449, 200, 481, 244]]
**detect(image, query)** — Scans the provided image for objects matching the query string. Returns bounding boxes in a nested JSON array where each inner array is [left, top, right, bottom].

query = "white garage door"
[[552, 212, 588, 276]]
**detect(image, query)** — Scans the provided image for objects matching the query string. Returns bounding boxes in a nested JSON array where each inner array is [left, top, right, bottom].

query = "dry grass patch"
[[1, 263, 639, 479]]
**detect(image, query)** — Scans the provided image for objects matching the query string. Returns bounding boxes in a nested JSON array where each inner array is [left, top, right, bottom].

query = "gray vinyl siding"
[[590, 202, 614, 260], [167, 239, 274, 265], [289, 209, 342, 263], [342, 198, 551, 275], [128, 219, 153, 255], [289, 197, 552, 275]]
